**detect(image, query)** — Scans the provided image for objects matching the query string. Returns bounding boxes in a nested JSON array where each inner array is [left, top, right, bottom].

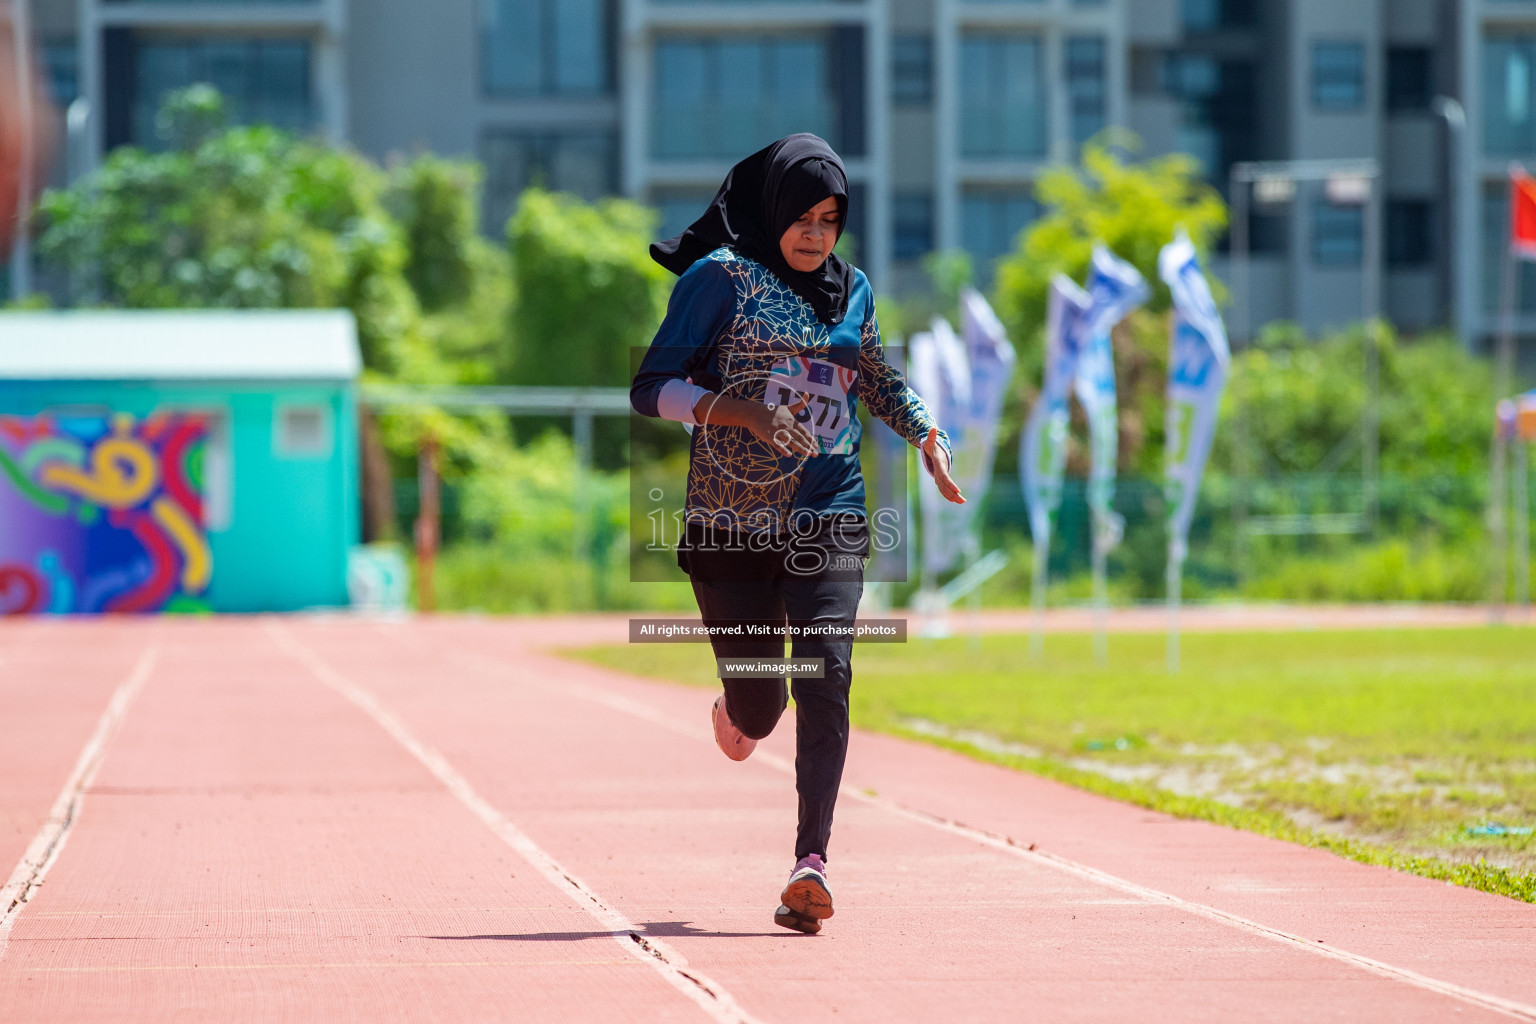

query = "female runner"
[[631, 133, 964, 934]]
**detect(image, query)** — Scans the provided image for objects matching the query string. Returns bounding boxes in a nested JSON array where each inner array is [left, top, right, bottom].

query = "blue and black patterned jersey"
[[631, 247, 946, 534]]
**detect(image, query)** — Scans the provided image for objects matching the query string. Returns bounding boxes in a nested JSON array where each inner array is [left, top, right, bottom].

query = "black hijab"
[[650, 133, 854, 326]]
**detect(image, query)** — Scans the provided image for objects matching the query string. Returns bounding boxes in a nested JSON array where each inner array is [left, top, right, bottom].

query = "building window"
[[1311, 199, 1363, 266], [1240, 210, 1289, 256], [1182, 0, 1220, 30], [959, 34, 1045, 159], [1386, 199, 1433, 267], [480, 0, 611, 97], [1182, 0, 1257, 32], [1164, 52, 1221, 175], [893, 191, 933, 262], [42, 39, 78, 107], [840, 182, 868, 265], [480, 130, 616, 234], [1163, 53, 1256, 179], [652, 33, 857, 160], [892, 35, 932, 107], [38, 39, 79, 186], [1386, 46, 1433, 114], [275, 404, 331, 459], [1483, 36, 1536, 156], [651, 188, 717, 242], [1312, 41, 1365, 112], [1066, 36, 1106, 147], [104, 0, 319, 4], [126, 36, 312, 148], [961, 187, 1038, 279]]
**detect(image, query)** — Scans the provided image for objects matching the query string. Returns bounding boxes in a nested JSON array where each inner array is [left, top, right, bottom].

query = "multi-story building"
[[13, 0, 1536, 350]]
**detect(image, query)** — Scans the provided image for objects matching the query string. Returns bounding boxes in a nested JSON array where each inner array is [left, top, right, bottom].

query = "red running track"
[[0, 616, 1532, 1023]]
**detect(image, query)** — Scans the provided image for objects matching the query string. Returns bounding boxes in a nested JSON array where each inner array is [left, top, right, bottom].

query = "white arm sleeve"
[[656, 378, 714, 426]]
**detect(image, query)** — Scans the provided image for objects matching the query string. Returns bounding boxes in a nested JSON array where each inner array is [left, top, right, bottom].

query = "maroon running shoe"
[[774, 854, 833, 934]]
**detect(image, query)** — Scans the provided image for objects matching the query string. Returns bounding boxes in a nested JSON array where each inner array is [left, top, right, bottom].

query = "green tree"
[[505, 188, 671, 388], [385, 154, 514, 384], [386, 154, 480, 313], [994, 136, 1227, 339], [37, 87, 418, 375], [991, 136, 1227, 476], [876, 249, 974, 343], [153, 83, 227, 153]]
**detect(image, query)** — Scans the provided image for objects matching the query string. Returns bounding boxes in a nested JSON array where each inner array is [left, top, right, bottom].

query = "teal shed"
[[0, 311, 361, 614]]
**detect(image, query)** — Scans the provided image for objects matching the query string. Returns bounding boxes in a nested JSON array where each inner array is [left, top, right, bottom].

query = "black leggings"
[[685, 526, 864, 862]]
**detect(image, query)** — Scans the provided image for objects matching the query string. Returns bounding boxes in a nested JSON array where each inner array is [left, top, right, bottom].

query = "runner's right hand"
[[752, 403, 819, 458]]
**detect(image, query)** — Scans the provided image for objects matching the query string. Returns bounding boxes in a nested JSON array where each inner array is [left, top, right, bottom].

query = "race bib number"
[[766, 357, 858, 455]]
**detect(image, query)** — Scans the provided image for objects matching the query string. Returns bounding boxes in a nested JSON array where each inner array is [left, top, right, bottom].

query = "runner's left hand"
[[922, 428, 965, 504]]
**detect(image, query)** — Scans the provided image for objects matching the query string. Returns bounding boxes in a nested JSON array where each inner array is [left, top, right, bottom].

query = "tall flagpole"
[[1166, 540, 1181, 674], [1493, 170, 1522, 620], [1517, 437, 1530, 613], [1499, 231, 1519, 425], [1159, 233, 1229, 676], [1491, 424, 1509, 620], [1029, 522, 1047, 658], [1091, 514, 1108, 665]]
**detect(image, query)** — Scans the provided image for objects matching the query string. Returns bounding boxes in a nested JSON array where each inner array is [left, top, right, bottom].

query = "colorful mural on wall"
[[0, 413, 212, 615]]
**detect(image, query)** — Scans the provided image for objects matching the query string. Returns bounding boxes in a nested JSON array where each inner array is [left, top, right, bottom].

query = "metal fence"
[[391, 466, 1502, 596], [976, 470, 1494, 597]]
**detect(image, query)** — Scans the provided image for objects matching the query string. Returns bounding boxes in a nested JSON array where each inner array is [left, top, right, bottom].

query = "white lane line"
[[450, 647, 1536, 1024], [0, 645, 158, 963], [856, 796, 1536, 1023], [266, 623, 765, 1024]]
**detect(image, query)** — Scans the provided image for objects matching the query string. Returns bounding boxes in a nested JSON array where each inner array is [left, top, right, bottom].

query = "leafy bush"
[[434, 430, 694, 612], [428, 545, 695, 614], [1212, 324, 1493, 555], [1240, 539, 1488, 603], [505, 188, 671, 389], [1216, 323, 1492, 479], [385, 154, 481, 314]]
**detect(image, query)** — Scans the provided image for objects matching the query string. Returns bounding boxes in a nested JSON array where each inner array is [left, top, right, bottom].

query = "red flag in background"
[[1511, 166, 1536, 260]]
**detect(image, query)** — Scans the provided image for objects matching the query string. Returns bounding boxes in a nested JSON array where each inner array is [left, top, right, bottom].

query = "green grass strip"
[[564, 631, 1536, 905], [896, 725, 1536, 905]]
